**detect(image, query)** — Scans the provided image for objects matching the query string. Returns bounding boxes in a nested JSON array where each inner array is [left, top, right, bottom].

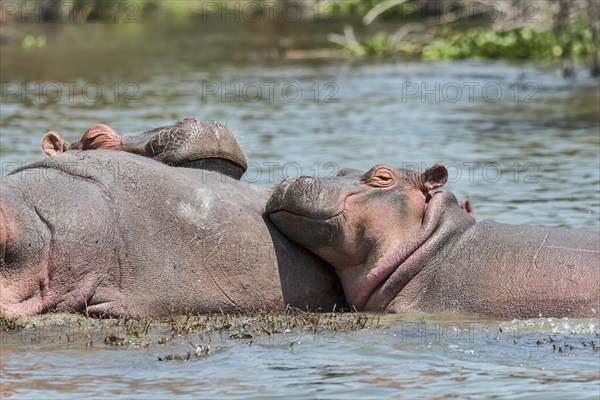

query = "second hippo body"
[[0, 151, 343, 317]]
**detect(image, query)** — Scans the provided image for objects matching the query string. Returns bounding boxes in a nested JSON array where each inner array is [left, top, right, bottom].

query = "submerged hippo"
[[266, 164, 600, 318], [42, 118, 248, 179], [1, 124, 344, 317]]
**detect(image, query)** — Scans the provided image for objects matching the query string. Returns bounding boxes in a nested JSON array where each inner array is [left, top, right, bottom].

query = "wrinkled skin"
[[266, 164, 600, 318], [42, 118, 248, 180], [0, 152, 343, 317]]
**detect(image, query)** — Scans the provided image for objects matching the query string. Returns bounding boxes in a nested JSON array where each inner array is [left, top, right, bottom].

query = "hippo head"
[[267, 163, 448, 264], [266, 164, 473, 310], [41, 118, 248, 179]]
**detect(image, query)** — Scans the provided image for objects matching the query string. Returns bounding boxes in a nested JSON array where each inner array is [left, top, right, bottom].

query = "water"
[[2, 314, 599, 399], [1, 21, 599, 398]]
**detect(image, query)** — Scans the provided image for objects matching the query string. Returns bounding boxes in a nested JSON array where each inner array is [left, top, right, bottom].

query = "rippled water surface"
[[2, 314, 600, 399], [1, 21, 599, 399]]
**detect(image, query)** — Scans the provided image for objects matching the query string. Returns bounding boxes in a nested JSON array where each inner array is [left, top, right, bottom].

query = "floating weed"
[[157, 344, 211, 362], [528, 335, 600, 355], [0, 316, 26, 331], [229, 333, 253, 340], [104, 335, 126, 346], [2, 310, 379, 358]]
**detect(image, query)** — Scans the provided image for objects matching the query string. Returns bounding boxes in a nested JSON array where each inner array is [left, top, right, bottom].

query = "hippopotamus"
[[0, 121, 344, 317], [42, 121, 478, 221], [266, 164, 600, 318], [41, 118, 248, 179]]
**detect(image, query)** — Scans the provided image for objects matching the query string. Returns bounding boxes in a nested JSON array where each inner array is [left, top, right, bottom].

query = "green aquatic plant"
[[337, 31, 397, 56], [326, 0, 598, 74], [361, 32, 397, 56], [422, 21, 595, 61], [337, 18, 595, 64], [20, 34, 46, 49]]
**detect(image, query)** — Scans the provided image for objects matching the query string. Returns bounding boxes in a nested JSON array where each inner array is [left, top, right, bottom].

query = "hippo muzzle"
[[266, 176, 348, 219], [266, 175, 358, 249]]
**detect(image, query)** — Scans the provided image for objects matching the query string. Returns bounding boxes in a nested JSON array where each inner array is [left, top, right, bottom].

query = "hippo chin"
[[0, 151, 343, 317], [266, 164, 600, 319], [42, 118, 248, 180]]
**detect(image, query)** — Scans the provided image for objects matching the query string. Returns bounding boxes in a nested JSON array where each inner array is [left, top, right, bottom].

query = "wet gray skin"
[[41, 118, 248, 180], [0, 151, 343, 317], [266, 164, 600, 319]]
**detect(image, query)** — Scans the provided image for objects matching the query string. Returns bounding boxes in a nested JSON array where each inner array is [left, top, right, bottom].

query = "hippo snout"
[[266, 176, 297, 214], [267, 176, 320, 216], [266, 174, 353, 222]]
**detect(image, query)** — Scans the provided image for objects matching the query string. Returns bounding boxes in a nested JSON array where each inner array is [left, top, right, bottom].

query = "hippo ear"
[[422, 163, 448, 190], [42, 131, 69, 156], [80, 124, 123, 150]]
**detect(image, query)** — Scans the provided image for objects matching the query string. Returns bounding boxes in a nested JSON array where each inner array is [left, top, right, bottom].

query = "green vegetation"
[[2, 0, 598, 71], [337, 32, 397, 57], [422, 21, 596, 61], [326, 0, 387, 17], [70, 0, 208, 20], [347, 19, 596, 62], [326, 0, 599, 73]]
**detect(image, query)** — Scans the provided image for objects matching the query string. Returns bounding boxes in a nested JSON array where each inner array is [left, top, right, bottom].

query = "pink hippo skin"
[[1, 132, 344, 317], [266, 164, 600, 319]]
